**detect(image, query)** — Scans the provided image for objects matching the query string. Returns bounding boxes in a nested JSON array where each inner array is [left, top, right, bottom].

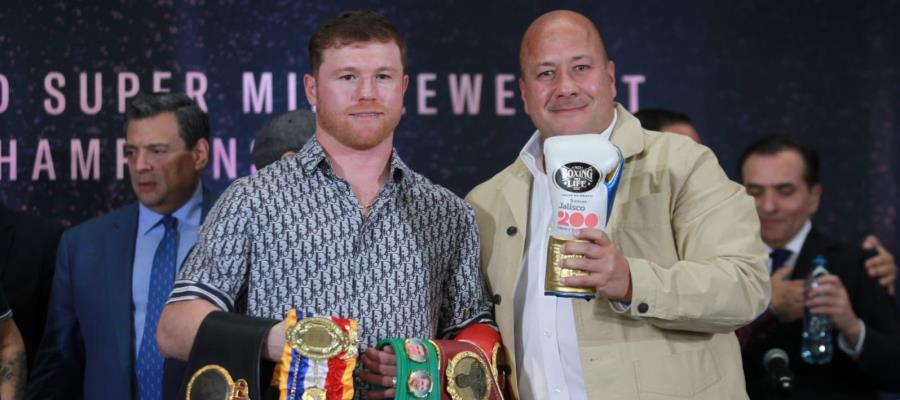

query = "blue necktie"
[[136, 215, 178, 400], [770, 248, 793, 273]]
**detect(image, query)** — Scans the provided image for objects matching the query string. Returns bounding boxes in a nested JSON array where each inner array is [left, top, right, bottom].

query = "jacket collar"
[[609, 103, 647, 160]]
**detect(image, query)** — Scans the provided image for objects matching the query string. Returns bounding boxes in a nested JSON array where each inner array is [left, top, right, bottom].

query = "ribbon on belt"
[[272, 308, 359, 400]]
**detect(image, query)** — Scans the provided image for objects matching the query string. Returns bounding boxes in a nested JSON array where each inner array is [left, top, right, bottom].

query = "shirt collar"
[[767, 219, 812, 267], [519, 109, 618, 177], [138, 182, 203, 235], [295, 136, 409, 185]]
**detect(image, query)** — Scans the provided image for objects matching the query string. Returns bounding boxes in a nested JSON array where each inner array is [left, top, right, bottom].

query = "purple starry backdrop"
[[0, 1, 897, 260]]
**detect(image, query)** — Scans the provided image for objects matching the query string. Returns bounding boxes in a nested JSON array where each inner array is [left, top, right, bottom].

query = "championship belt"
[[182, 311, 280, 400], [433, 340, 503, 400], [379, 333, 504, 400], [377, 338, 442, 399], [272, 308, 359, 400], [451, 324, 507, 397], [187, 364, 251, 400]]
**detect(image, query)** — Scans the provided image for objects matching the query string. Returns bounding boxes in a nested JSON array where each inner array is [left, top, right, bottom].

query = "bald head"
[[517, 10, 618, 137], [519, 10, 608, 74]]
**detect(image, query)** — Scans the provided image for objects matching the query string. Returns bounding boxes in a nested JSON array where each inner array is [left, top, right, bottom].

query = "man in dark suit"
[[739, 135, 900, 399], [26, 92, 214, 400], [0, 206, 63, 367], [634, 108, 897, 295]]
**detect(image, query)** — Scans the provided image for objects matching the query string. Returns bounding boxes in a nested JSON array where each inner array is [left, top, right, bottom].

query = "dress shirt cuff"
[[610, 257, 656, 317], [837, 319, 866, 359]]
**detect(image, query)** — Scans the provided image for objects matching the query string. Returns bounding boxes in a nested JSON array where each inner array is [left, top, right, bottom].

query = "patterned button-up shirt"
[[169, 138, 492, 350]]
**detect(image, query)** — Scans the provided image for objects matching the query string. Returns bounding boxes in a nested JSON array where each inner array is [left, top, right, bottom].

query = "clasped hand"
[[560, 228, 632, 302]]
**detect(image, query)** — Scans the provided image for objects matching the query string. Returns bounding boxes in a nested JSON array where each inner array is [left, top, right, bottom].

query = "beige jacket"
[[466, 105, 770, 399]]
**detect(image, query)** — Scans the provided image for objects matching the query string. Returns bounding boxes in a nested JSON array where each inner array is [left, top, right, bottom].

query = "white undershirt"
[[514, 112, 616, 399]]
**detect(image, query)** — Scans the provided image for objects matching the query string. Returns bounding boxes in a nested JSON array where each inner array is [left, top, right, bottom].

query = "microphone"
[[763, 348, 794, 393]]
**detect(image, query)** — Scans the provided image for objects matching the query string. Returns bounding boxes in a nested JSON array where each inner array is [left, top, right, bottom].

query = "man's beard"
[[318, 104, 400, 150]]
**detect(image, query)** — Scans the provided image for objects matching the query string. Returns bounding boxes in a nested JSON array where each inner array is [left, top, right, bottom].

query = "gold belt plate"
[[300, 387, 326, 400], [446, 351, 491, 400], [286, 316, 358, 360], [185, 364, 250, 400]]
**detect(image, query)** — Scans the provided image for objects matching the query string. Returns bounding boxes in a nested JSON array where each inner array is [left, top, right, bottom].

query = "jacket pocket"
[[634, 348, 721, 397]]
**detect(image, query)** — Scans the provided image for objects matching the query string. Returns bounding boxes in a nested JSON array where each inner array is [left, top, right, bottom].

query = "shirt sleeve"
[[438, 203, 495, 338], [617, 143, 771, 332], [838, 319, 866, 359], [168, 177, 254, 311]]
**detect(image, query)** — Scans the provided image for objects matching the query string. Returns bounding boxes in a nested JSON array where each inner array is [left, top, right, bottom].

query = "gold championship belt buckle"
[[286, 316, 358, 360], [446, 351, 492, 400], [186, 364, 251, 400], [274, 308, 359, 400]]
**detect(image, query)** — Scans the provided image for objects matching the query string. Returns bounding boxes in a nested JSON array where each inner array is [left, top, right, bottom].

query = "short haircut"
[[634, 108, 692, 131], [252, 109, 316, 169], [308, 9, 407, 75], [125, 92, 210, 148], [738, 135, 820, 187]]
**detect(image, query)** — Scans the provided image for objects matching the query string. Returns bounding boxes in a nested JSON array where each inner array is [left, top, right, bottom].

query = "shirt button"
[[506, 226, 518, 236], [554, 386, 562, 394], [638, 303, 649, 313], [543, 331, 550, 337]]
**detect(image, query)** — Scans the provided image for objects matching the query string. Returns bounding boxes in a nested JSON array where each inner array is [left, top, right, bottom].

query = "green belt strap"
[[377, 338, 441, 400]]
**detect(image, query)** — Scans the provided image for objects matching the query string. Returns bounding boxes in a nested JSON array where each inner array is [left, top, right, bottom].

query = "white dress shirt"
[[514, 111, 616, 399]]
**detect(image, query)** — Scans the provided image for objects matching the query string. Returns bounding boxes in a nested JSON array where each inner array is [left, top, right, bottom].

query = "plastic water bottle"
[[800, 255, 833, 364]]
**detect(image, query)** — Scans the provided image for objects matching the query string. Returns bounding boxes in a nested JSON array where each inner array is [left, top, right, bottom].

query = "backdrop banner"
[[1, 1, 897, 252]]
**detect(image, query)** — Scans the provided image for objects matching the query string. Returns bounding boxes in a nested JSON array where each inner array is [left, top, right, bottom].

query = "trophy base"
[[544, 235, 596, 299]]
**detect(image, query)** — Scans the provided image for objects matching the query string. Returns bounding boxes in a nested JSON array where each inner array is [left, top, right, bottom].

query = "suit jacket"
[[466, 105, 771, 399], [26, 187, 214, 400], [0, 206, 63, 367], [743, 228, 900, 399]]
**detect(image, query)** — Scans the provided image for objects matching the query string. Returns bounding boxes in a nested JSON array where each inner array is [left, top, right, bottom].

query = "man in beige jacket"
[[466, 10, 771, 399]]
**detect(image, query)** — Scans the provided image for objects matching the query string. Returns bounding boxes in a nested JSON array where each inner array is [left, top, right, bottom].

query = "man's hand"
[[359, 347, 397, 399], [863, 234, 896, 295], [770, 266, 805, 322], [263, 319, 287, 361], [805, 275, 862, 348], [560, 228, 632, 302]]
